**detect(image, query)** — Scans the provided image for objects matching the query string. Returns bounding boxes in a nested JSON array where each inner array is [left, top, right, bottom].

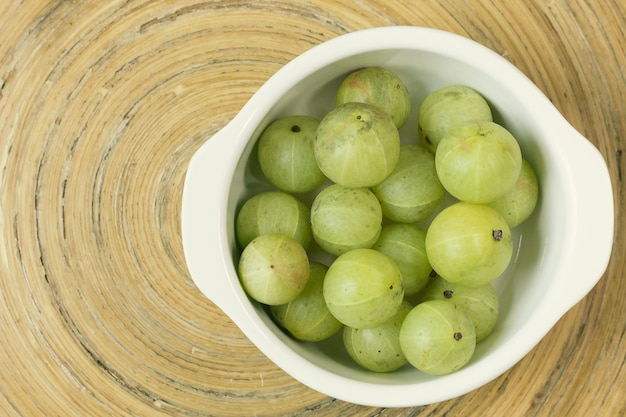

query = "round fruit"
[[335, 67, 411, 128], [257, 115, 326, 193], [310, 184, 382, 256], [371, 223, 432, 296], [435, 121, 522, 204], [372, 144, 445, 223], [315, 102, 400, 188], [343, 301, 412, 372], [425, 202, 512, 287], [238, 234, 310, 306], [270, 262, 343, 342], [418, 85, 493, 152], [418, 276, 499, 343], [399, 300, 476, 375], [488, 158, 539, 228], [235, 191, 312, 249], [323, 248, 404, 329]]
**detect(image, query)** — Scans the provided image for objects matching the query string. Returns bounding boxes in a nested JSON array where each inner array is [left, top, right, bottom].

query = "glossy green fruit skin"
[[425, 202, 512, 287], [270, 262, 343, 342], [343, 301, 412, 372], [418, 276, 499, 343], [315, 102, 400, 188], [435, 121, 522, 204], [310, 184, 383, 256], [488, 159, 539, 228], [323, 248, 404, 329], [238, 234, 310, 306], [235, 191, 312, 250], [418, 85, 492, 152], [372, 144, 445, 223], [372, 223, 432, 297], [335, 67, 411, 128], [257, 115, 326, 194], [399, 300, 476, 375]]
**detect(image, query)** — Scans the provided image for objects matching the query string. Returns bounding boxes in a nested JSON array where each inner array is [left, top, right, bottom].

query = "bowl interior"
[[225, 44, 567, 388]]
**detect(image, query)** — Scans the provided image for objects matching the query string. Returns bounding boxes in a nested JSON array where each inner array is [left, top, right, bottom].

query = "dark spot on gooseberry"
[[270, 264, 274, 269], [443, 290, 454, 299], [429, 270, 438, 278], [424, 135, 432, 145], [492, 230, 503, 241], [291, 125, 301, 132], [454, 332, 463, 341], [389, 285, 394, 290], [356, 115, 362, 120]]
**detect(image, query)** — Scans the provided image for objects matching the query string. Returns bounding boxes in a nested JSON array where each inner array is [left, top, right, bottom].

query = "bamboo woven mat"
[[0, 1, 624, 416]]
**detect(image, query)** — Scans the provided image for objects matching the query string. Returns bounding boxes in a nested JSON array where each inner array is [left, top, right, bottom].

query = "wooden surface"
[[0, 1, 624, 416]]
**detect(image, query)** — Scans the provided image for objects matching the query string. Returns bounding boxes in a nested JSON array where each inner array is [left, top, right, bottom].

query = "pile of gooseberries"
[[234, 67, 539, 375]]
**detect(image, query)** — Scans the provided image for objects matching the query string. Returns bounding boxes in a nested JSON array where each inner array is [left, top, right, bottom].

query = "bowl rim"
[[181, 26, 614, 407]]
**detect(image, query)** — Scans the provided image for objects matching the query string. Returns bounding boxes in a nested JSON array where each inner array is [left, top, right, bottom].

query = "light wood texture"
[[0, 1, 624, 416]]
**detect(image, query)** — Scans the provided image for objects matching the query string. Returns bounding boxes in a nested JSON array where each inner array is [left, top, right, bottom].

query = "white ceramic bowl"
[[181, 27, 614, 407]]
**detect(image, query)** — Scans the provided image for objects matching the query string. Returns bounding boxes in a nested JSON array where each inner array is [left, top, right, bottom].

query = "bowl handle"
[[558, 128, 614, 309], [181, 122, 247, 321]]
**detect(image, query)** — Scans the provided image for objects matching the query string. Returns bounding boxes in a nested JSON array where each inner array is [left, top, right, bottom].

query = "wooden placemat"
[[0, 1, 624, 416]]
